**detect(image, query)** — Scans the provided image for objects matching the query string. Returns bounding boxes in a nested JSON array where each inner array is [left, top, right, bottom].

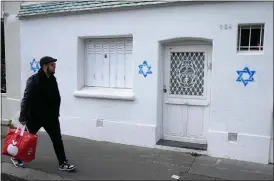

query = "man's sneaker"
[[59, 161, 75, 172], [11, 158, 25, 168]]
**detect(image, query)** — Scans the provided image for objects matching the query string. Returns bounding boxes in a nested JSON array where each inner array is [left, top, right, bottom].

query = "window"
[[85, 37, 133, 89], [1, 18, 6, 93], [237, 24, 264, 52]]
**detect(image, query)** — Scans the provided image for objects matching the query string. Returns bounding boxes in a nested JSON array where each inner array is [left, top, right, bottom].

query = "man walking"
[[11, 56, 75, 172]]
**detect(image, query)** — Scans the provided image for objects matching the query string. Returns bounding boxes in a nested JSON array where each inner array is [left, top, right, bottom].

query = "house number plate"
[[220, 24, 232, 30]]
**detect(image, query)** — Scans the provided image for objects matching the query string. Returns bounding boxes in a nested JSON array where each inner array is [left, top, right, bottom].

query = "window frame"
[[1, 17, 6, 94], [237, 23, 265, 53]]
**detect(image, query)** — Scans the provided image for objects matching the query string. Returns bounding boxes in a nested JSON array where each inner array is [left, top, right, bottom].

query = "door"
[[163, 45, 212, 145]]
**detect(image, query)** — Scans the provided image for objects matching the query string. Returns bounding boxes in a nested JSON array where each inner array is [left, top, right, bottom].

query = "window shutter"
[[102, 42, 110, 87], [85, 38, 133, 89], [94, 43, 103, 87], [116, 40, 125, 88], [85, 41, 104, 87], [109, 40, 117, 88], [85, 41, 97, 86], [124, 38, 133, 88]]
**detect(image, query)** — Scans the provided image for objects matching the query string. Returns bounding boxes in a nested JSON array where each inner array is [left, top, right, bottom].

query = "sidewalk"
[[1, 126, 273, 180]]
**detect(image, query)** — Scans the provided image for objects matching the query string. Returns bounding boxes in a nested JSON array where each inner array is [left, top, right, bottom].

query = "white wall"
[[19, 2, 273, 164], [270, 121, 273, 163], [21, 1, 55, 5], [1, 2, 22, 122]]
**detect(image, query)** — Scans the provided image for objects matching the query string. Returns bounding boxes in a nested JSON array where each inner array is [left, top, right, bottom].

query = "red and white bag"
[[2, 124, 38, 162]]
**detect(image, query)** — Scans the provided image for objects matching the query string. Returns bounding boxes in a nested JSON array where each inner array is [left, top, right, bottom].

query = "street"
[[1, 125, 273, 180], [1, 173, 27, 181]]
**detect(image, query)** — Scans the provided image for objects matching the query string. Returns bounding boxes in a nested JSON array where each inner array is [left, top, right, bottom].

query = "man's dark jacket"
[[19, 69, 61, 124]]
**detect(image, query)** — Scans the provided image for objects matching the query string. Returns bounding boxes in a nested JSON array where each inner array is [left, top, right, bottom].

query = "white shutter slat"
[[125, 39, 133, 88], [102, 42, 110, 87], [125, 53, 132, 88], [116, 41, 125, 88], [86, 42, 96, 87], [85, 55, 95, 86], [109, 41, 117, 88], [95, 43, 103, 87]]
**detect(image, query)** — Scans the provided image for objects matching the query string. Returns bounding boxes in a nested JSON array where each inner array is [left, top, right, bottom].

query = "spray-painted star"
[[236, 67, 256, 86], [138, 60, 152, 78], [30, 58, 40, 73]]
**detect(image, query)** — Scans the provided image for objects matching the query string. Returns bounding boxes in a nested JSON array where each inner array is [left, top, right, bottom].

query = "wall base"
[[40, 116, 156, 148], [39, 119, 272, 164], [207, 130, 271, 164], [1, 97, 20, 122], [269, 137, 273, 163]]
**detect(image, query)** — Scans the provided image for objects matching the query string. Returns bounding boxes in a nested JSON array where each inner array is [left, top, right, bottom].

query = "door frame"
[[160, 44, 213, 143], [270, 116, 273, 163]]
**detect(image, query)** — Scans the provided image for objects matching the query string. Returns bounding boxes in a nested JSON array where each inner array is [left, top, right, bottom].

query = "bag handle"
[[15, 124, 29, 136]]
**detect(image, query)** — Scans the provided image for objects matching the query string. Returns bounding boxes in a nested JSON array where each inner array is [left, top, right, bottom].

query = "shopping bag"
[[2, 124, 38, 162]]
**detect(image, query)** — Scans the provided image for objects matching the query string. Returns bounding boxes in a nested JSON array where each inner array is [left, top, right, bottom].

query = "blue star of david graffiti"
[[236, 67, 256, 86], [138, 60, 152, 78], [30, 58, 40, 73]]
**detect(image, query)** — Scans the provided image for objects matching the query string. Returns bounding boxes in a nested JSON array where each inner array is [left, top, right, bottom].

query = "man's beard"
[[46, 67, 55, 75]]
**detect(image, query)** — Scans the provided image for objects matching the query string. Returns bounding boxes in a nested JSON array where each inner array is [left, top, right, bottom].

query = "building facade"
[[1, 1, 22, 122], [17, 1, 273, 164]]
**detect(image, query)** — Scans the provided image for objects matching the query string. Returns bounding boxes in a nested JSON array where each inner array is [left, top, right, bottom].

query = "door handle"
[[208, 62, 212, 70], [163, 85, 167, 93]]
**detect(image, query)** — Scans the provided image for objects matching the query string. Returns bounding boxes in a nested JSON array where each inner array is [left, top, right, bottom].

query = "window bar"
[[248, 26, 252, 51], [238, 26, 242, 51], [259, 24, 263, 50]]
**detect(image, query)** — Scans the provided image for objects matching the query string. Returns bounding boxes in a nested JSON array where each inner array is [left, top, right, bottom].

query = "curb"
[[2, 162, 73, 181], [2, 173, 28, 181]]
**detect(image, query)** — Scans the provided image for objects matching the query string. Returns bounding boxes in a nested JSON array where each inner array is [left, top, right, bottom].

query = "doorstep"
[[156, 139, 208, 151]]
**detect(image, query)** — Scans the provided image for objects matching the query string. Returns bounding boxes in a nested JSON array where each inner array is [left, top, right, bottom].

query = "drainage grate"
[[96, 119, 104, 127], [228, 132, 238, 142]]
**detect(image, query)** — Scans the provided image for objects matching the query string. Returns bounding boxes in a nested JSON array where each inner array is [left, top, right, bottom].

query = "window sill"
[[1, 93, 7, 97], [73, 87, 135, 101], [237, 51, 264, 56]]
